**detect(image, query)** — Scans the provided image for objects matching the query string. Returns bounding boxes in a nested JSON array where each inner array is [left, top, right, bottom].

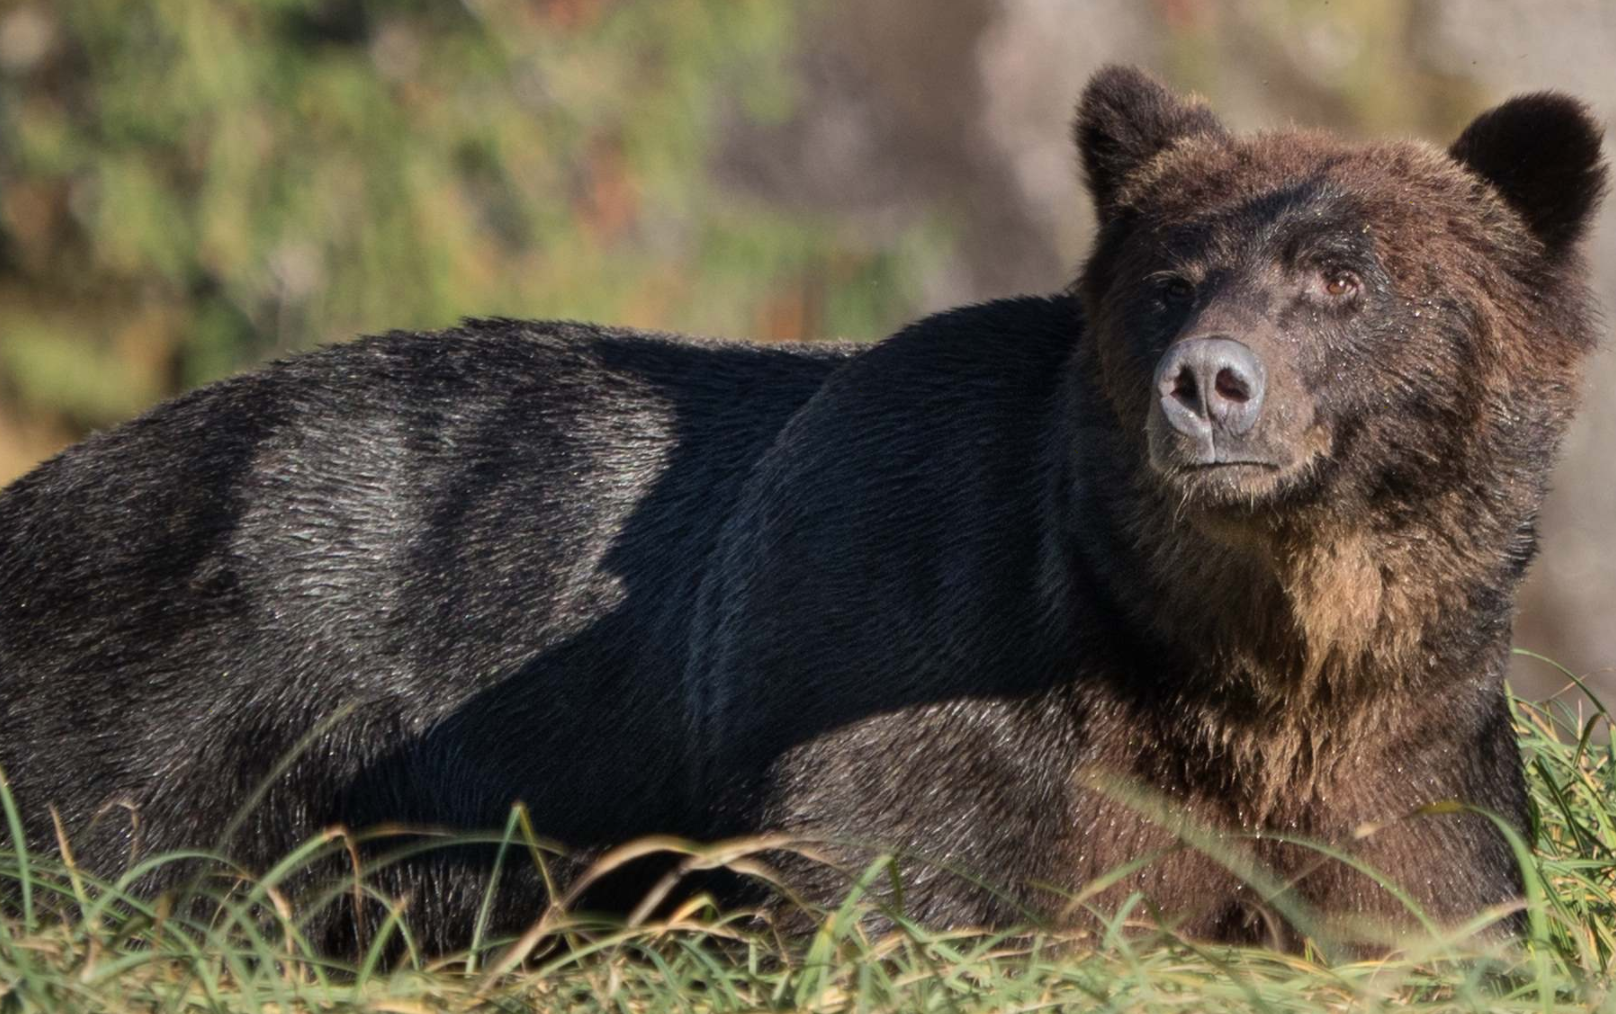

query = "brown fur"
[[1042, 66, 1607, 943]]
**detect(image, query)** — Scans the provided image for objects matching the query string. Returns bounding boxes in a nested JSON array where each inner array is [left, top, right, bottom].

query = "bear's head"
[[1072, 66, 1606, 544]]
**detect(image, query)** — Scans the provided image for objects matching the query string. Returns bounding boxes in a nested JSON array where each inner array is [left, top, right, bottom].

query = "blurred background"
[[0, 0, 1610, 697]]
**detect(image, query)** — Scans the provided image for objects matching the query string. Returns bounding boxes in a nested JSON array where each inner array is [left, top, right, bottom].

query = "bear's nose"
[[1153, 337, 1266, 440]]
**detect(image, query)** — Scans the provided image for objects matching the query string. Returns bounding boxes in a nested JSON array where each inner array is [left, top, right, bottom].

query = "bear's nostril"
[[1172, 369, 1199, 406], [1214, 367, 1249, 404]]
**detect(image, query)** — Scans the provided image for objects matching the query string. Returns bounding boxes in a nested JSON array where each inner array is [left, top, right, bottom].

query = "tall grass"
[[3, 666, 1614, 1012]]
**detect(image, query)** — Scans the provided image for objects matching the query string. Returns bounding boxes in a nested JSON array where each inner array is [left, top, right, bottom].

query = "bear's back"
[[0, 319, 851, 868]]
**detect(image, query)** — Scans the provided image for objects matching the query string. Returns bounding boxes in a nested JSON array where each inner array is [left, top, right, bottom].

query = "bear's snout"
[[1153, 336, 1267, 451]]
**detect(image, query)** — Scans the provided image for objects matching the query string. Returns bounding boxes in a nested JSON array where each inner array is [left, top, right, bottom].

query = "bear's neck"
[[1048, 450, 1530, 816], [1056, 441, 1527, 714]]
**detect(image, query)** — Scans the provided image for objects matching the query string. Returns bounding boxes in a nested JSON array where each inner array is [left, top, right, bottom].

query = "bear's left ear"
[[1075, 65, 1226, 223], [1449, 93, 1609, 261]]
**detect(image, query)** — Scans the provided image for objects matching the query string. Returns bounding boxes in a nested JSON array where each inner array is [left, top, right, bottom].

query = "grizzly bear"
[[0, 66, 1606, 952]]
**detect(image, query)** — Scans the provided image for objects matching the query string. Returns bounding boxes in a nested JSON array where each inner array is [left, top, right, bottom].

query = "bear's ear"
[[1449, 93, 1609, 261], [1075, 65, 1226, 222]]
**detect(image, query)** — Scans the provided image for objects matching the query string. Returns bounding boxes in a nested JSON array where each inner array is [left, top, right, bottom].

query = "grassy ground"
[[3, 656, 1614, 1012]]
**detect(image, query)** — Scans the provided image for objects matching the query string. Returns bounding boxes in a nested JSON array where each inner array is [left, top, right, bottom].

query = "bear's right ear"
[[1075, 65, 1226, 222], [1449, 93, 1608, 262]]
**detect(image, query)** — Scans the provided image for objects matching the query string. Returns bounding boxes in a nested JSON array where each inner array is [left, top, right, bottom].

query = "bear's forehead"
[[1120, 132, 1495, 244]]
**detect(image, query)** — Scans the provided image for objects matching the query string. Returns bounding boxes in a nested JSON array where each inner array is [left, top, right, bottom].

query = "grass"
[[3, 659, 1615, 1012]]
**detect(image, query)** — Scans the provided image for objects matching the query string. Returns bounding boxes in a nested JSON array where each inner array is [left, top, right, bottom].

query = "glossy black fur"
[[0, 68, 1606, 952]]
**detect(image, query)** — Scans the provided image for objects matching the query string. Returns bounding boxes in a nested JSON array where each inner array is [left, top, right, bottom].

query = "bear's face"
[[1090, 139, 1495, 515], [1074, 68, 1607, 528]]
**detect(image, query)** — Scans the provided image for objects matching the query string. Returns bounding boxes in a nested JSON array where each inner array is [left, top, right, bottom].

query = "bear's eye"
[[1321, 268, 1361, 299], [1160, 277, 1196, 306]]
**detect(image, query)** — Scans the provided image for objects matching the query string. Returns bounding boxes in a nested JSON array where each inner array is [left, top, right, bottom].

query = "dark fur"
[[0, 67, 1606, 952]]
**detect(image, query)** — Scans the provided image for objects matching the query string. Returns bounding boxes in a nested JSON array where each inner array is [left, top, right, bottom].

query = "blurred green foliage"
[[0, 0, 929, 447]]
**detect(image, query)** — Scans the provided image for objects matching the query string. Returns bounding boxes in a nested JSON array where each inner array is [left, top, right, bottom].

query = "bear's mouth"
[[1173, 459, 1283, 472], [1154, 456, 1300, 510], [1152, 446, 1342, 526]]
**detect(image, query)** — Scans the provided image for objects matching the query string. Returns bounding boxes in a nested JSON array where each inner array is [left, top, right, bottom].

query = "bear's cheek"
[[1294, 332, 1476, 498], [1091, 305, 1178, 429], [1330, 315, 1475, 434], [1269, 303, 1434, 449]]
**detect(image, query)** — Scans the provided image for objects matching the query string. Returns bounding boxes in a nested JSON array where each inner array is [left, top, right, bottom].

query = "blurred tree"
[[0, 0, 930, 467], [1154, 0, 1484, 136]]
